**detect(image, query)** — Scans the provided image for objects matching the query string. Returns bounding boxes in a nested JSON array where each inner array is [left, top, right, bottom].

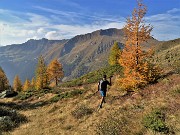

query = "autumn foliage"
[[47, 58, 64, 86], [23, 79, 31, 91], [0, 67, 9, 92], [118, 1, 161, 90], [33, 56, 64, 89], [13, 75, 22, 92], [31, 77, 36, 89]]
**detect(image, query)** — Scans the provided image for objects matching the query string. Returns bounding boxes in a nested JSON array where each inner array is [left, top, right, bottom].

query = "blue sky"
[[0, 0, 179, 46]]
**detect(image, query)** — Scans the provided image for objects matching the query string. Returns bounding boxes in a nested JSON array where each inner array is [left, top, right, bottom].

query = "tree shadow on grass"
[[0, 100, 49, 111], [0, 98, 52, 134], [0, 106, 28, 134]]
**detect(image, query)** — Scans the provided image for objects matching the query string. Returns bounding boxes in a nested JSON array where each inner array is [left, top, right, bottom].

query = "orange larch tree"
[[23, 79, 31, 91], [0, 66, 9, 92], [118, 0, 160, 90], [47, 58, 64, 86], [13, 75, 22, 92], [31, 77, 36, 89]]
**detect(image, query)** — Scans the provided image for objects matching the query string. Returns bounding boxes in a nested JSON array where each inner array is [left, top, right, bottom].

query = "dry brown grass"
[[0, 74, 179, 135]]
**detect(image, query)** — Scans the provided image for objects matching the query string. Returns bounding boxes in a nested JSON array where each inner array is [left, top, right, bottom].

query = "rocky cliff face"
[[0, 28, 159, 84]]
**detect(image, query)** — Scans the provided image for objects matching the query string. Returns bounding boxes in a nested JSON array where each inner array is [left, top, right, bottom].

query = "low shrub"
[[71, 105, 93, 119], [49, 89, 83, 103], [96, 115, 127, 135], [142, 109, 169, 134], [49, 94, 61, 103], [15, 87, 55, 100], [172, 61, 180, 74], [161, 78, 170, 84], [15, 90, 33, 100], [67, 89, 83, 97], [39, 87, 52, 94], [61, 65, 122, 87], [0, 107, 27, 132]]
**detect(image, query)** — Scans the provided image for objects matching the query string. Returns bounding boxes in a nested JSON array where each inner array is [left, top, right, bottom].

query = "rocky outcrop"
[[0, 90, 18, 98]]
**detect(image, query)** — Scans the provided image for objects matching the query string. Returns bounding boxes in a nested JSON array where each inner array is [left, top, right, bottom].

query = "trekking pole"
[[92, 90, 98, 96], [88, 89, 98, 98]]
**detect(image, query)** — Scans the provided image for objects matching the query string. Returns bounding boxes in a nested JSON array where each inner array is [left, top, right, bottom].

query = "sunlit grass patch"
[[171, 85, 180, 95], [71, 105, 93, 119]]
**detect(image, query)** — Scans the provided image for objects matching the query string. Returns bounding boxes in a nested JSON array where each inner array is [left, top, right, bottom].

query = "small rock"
[[0, 116, 12, 122], [0, 90, 18, 98]]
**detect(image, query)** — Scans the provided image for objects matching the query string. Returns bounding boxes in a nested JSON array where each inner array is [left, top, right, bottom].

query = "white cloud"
[[167, 8, 180, 14], [50, 22, 125, 39], [28, 30, 36, 35], [34, 6, 124, 23], [145, 8, 180, 40], [0, 7, 179, 46], [45, 31, 61, 39], [37, 28, 45, 34]]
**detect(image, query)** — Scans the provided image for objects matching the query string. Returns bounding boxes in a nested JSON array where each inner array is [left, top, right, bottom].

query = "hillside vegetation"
[[1, 37, 180, 134], [0, 1, 179, 134], [153, 38, 180, 73], [61, 64, 122, 87], [0, 28, 159, 84], [0, 72, 179, 135]]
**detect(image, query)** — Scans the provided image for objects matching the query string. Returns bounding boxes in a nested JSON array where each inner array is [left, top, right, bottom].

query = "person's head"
[[103, 75, 107, 80]]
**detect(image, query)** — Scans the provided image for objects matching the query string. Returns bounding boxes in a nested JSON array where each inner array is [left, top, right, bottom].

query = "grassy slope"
[[153, 38, 180, 69], [0, 74, 179, 135], [0, 38, 180, 135], [60, 64, 122, 87]]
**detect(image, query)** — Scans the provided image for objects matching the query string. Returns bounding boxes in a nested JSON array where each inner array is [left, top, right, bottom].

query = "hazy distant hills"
[[0, 38, 67, 84], [0, 28, 160, 84]]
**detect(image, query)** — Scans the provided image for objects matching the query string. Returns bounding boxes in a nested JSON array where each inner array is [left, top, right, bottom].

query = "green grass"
[[142, 109, 169, 134], [153, 38, 180, 72], [61, 64, 122, 87], [15, 90, 34, 100], [14, 87, 59, 101], [49, 89, 83, 103]]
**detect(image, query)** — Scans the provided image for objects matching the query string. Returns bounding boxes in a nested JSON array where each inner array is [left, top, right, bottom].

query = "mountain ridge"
[[0, 28, 160, 84]]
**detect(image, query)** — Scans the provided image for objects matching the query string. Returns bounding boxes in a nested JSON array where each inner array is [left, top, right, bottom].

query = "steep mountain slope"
[[45, 28, 159, 81], [0, 28, 159, 84], [0, 38, 67, 84], [153, 38, 180, 68], [52, 28, 125, 80]]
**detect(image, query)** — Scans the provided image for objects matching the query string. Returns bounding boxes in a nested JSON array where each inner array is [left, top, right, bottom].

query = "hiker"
[[98, 75, 112, 108]]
